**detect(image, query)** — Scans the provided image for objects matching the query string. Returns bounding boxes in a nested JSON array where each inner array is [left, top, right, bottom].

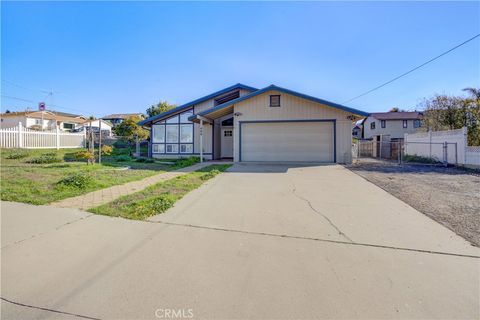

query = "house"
[[352, 125, 362, 139], [75, 119, 113, 136], [0, 110, 86, 131], [139, 83, 369, 163], [102, 113, 144, 126], [362, 111, 423, 140]]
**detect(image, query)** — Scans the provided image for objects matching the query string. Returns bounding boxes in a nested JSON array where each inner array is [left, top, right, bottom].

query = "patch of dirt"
[[347, 159, 480, 247]]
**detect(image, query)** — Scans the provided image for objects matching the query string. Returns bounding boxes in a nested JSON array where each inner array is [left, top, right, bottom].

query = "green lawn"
[[0, 148, 197, 205], [89, 164, 231, 220]]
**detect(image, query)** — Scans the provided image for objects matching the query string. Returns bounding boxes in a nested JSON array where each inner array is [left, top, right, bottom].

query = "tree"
[[146, 101, 176, 117], [389, 107, 399, 112], [113, 115, 149, 143]]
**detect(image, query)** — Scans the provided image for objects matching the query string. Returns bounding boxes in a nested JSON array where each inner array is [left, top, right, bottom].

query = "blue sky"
[[1, 1, 479, 117]]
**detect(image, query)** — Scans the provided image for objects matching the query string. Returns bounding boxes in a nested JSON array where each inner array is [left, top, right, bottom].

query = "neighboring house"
[[76, 119, 113, 136], [352, 125, 362, 139], [0, 110, 86, 131], [362, 111, 423, 140], [102, 113, 144, 126], [139, 83, 369, 163]]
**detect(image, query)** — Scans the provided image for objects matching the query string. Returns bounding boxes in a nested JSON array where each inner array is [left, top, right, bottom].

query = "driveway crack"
[[290, 180, 353, 243]]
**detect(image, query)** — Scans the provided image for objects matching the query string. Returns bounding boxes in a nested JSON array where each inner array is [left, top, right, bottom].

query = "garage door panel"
[[241, 122, 334, 162]]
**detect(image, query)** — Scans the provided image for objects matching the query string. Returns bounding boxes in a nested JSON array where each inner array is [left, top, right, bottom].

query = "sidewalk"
[[50, 161, 229, 211]]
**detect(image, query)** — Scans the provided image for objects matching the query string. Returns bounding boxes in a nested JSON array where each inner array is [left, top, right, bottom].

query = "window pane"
[[152, 125, 165, 143], [153, 144, 165, 153], [166, 115, 179, 124], [166, 144, 179, 153], [180, 124, 193, 143], [180, 144, 193, 153], [166, 125, 179, 143], [180, 110, 193, 123]]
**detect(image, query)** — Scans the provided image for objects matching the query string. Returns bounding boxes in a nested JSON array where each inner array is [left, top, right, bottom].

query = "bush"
[[115, 155, 132, 162], [26, 153, 62, 164], [135, 157, 154, 163], [6, 151, 28, 159], [403, 154, 440, 164], [101, 145, 113, 155], [172, 156, 200, 169], [74, 151, 95, 162], [129, 194, 176, 218], [57, 172, 93, 189]]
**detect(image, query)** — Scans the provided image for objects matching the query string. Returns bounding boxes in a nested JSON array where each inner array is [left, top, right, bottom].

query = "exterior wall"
[[193, 122, 213, 155], [232, 90, 355, 163], [0, 116, 26, 128], [152, 154, 213, 160], [25, 117, 56, 129], [193, 89, 253, 113], [363, 117, 419, 139]]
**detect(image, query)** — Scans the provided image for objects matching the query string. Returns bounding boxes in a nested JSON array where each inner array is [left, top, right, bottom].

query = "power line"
[[343, 33, 480, 104], [1, 94, 97, 116], [1, 80, 52, 95]]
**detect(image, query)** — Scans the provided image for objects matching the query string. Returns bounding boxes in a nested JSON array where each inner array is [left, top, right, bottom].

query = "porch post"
[[199, 119, 204, 163]]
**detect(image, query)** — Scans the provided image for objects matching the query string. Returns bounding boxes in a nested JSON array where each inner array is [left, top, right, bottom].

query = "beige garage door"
[[240, 121, 334, 162]]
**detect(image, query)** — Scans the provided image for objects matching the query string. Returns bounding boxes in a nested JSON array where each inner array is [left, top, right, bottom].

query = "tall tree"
[[146, 101, 176, 117]]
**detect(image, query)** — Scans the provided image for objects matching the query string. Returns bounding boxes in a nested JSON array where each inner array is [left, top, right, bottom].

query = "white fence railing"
[[0, 123, 86, 149]]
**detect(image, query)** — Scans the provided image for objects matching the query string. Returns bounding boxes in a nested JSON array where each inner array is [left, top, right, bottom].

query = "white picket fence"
[[0, 123, 86, 149]]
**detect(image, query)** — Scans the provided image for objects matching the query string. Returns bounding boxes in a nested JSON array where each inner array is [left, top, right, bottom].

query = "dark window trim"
[[381, 120, 386, 128], [371, 122, 376, 130], [270, 95, 281, 107], [403, 120, 408, 128]]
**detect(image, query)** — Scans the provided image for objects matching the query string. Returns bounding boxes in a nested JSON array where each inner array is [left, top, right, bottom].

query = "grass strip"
[[88, 164, 231, 220]]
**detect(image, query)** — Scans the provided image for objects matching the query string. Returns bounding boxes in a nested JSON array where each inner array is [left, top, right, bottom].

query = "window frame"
[[370, 122, 376, 130], [269, 95, 281, 107], [413, 119, 421, 128], [403, 120, 408, 128], [381, 120, 386, 128], [151, 109, 195, 155]]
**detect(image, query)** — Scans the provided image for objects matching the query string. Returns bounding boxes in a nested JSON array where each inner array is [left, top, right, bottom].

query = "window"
[[370, 122, 376, 130], [166, 115, 179, 124], [35, 119, 42, 125], [152, 144, 165, 153], [224, 130, 232, 137], [166, 125, 179, 143], [166, 144, 179, 153], [180, 125, 193, 143], [180, 110, 193, 123], [215, 91, 240, 106], [403, 120, 408, 128], [152, 125, 165, 143], [414, 120, 421, 128], [381, 120, 386, 128], [180, 144, 193, 153], [270, 95, 281, 107]]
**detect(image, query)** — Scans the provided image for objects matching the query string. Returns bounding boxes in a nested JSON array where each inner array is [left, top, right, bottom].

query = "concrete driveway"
[[2, 163, 479, 319]]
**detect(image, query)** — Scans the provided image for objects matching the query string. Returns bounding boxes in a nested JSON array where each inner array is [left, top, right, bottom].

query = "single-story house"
[[0, 110, 86, 131], [102, 113, 144, 126], [139, 83, 369, 163], [362, 111, 423, 140]]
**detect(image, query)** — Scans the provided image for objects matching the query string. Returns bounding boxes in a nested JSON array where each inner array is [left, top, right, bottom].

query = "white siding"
[[233, 90, 355, 163], [363, 117, 420, 139]]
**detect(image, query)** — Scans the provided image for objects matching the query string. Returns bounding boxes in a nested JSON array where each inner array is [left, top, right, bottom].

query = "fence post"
[[454, 142, 458, 165], [83, 128, 87, 148], [56, 125, 60, 150], [17, 122, 24, 148], [428, 130, 432, 159], [443, 141, 448, 167]]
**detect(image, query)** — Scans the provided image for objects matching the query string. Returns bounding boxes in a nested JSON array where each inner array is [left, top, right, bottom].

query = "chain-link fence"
[[353, 140, 458, 166]]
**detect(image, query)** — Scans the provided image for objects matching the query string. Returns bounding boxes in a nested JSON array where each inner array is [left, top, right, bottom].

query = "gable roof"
[[369, 111, 423, 120], [191, 84, 369, 120], [139, 83, 258, 126], [0, 110, 86, 123]]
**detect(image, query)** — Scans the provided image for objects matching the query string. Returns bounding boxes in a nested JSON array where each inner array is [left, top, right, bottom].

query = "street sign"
[[38, 102, 46, 111]]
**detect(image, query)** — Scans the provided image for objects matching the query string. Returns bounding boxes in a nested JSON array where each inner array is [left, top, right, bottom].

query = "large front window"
[[152, 110, 194, 154]]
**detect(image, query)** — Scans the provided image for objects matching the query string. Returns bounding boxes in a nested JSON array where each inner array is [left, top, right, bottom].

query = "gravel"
[[347, 159, 480, 247]]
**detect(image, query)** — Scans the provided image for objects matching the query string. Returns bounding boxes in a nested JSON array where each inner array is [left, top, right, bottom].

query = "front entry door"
[[221, 128, 234, 158]]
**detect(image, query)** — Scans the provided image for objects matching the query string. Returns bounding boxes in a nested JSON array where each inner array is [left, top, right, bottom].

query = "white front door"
[[221, 128, 234, 158]]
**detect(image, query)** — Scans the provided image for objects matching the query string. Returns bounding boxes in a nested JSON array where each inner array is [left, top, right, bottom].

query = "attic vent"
[[215, 91, 240, 106]]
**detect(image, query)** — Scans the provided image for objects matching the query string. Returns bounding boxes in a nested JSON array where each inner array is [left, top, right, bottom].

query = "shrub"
[[129, 194, 176, 218], [6, 151, 28, 159], [26, 153, 62, 164], [74, 151, 96, 164], [101, 145, 113, 155], [57, 172, 93, 189], [135, 157, 154, 163], [115, 155, 132, 162], [172, 156, 200, 169], [403, 154, 440, 164]]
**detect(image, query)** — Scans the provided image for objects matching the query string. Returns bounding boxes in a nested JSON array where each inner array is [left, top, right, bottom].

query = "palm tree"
[[463, 87, 480, 100]]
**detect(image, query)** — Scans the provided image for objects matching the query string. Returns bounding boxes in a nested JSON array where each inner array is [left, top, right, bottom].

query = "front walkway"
[[50, 161, 229, 210]]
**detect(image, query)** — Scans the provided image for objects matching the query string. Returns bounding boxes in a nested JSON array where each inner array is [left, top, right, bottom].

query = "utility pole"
[[98, 120, 102, 164]]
